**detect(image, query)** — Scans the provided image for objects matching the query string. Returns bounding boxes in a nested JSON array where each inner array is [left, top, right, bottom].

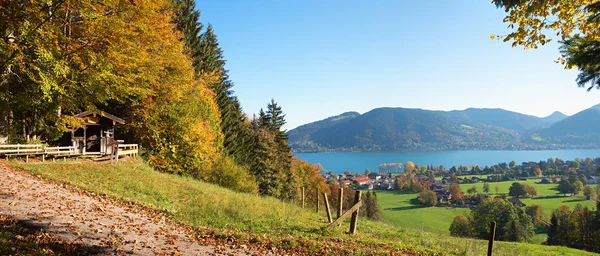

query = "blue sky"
[[197, 1, 599, 130]]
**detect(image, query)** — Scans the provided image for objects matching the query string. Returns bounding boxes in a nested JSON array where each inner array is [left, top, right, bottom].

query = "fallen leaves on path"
[[0, 165, 255, 255]]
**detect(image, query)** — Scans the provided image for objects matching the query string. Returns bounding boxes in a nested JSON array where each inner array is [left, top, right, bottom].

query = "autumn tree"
[[449, 214, 476, 238], [404, 161, 415, 174], [509, 182, 527, 198], [492, 0, 600, 91], [524, 184, 538, 197], [0, 0, 228, 177], [172, 0, 258, 170], [525, 204, 545, 226], [418, 190, 437, 207], [449, 182, 463, 202], [533, 167, 543, 177], [584, 186, 597, 200]]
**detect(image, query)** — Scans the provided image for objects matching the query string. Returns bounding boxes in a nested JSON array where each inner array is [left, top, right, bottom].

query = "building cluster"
[[322, 172, 395, 190]]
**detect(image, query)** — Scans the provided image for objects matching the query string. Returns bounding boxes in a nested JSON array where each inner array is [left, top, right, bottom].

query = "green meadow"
[[378, 177, 597, 245]]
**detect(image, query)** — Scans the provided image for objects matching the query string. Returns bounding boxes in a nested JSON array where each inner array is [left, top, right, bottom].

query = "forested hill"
[[535, 104, 600, 144], [288, 106, 600, 152]]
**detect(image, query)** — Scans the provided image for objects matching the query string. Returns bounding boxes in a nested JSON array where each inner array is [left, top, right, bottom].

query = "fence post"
[[487, 221, 496, 256], [323, 192, 333, 223], [338, 187, 343, 226], [302, 187, 305, 208], [316, 188, 320, 213], [349, 190, 361, 235]]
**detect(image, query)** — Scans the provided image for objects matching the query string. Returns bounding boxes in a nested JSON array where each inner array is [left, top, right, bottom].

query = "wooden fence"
[[0, 144, 44, 155], [0, 143, 138, 163], [307, 186, 499, 254], [303, 186, 362, 235], [117, 144, 138, 157]]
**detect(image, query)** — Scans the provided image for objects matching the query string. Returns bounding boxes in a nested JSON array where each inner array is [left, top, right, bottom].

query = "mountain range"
[[287, 104, 600, 152]]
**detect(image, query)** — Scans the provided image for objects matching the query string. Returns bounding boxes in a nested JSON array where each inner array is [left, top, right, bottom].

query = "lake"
[[295, 149, 600, 174]]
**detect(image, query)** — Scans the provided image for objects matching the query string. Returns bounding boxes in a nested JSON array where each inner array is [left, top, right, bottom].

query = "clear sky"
[[197, 1, 600, 130]]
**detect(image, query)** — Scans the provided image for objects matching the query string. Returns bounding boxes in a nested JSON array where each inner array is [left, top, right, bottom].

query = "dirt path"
[[0, 166, 253, 255]]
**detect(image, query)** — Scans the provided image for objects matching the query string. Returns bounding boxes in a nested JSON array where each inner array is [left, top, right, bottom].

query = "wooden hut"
[[70, 111, 125, 156]]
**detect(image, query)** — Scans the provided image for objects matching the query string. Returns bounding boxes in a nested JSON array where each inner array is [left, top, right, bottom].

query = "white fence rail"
[[0, 143, 139, 163], [117, 144, 138, 157], [44, 146, 75, 155], [0, 144, 44, 155]]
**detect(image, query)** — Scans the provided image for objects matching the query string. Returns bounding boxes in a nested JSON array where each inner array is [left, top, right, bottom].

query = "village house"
[[352, 176, 371, 186], [587, 174, 598, 184], [341, 180, 352, 186], [368, 172, 383, 180], [436, 191, 452, 203]]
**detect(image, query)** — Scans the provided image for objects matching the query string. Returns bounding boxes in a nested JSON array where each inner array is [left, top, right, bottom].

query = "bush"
[[202, 156, 259, 194], [583, 186, 596, 200], [524, 184, 538, 197], [471, 198, 534, 242], [449, 214, 475, 237], [525, 204, 545, 226], [509, 182, 526, 198], [417, 190, 437, 207]]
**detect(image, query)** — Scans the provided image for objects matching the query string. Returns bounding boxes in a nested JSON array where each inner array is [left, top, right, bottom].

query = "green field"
[[378, 178, 597, 245], [9, 159, 595, 255], [377, 191, 469, 233], [459, 178, 596, 215]]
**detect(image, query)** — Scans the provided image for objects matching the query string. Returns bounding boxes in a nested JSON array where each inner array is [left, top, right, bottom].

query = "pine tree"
[[547, 212, 558, 245], [172, 0, 256, 169]]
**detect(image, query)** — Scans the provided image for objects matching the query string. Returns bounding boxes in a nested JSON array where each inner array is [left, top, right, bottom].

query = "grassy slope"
[[9, 160, 595, 255]]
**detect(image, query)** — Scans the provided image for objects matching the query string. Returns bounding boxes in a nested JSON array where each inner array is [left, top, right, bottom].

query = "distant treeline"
[[372, 157, 600, 179]]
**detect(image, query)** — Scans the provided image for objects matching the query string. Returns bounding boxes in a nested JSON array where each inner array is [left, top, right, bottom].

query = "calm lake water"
[[295, 149, 600, 174]]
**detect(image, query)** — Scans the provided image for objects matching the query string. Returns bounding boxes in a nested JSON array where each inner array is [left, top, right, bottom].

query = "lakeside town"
[[323, 158, 600, 206]]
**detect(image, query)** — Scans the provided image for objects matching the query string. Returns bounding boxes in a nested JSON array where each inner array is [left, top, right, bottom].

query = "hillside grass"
[[8, 159, 596, 255]]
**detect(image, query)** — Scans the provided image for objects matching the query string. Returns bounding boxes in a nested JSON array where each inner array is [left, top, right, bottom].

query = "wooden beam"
[[349, 190, 362, 235], [337, 187, 343, 227], [325, 200, 362, 231], [323, 192, 333, 223], [302, 187, 305, 208], [316, 188, 320, 213], [83, 127, 87, 155], [488, 221, 496, 256]]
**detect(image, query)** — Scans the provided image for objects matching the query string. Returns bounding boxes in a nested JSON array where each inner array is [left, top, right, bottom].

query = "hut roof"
[[74, 111, 125, 125]]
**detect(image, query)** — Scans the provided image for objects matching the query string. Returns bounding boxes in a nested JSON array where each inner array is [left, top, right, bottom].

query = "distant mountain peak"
[[544, 111, 567, 118], [540, 111, 568, 124]]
